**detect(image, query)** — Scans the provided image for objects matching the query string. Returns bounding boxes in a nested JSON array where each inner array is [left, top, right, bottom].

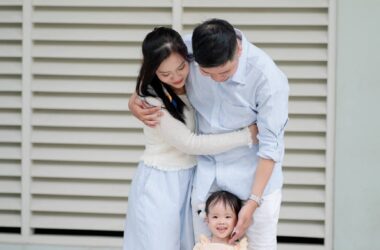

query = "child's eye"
[[212, 216, 218, 219], [178, 65, 185, 70]]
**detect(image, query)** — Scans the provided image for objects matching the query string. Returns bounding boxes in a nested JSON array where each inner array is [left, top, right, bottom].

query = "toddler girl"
[[194, 191, 248, 250]]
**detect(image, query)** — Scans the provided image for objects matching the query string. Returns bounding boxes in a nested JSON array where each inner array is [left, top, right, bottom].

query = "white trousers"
[[192, 183, 282, 250]]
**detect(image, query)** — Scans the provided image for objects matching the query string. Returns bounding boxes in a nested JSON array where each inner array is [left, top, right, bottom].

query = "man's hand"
[[229, 200, 257, 244], [128, 93, 163, 127]]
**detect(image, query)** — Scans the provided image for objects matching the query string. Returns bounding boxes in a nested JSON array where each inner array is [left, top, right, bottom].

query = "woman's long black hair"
[[136, 27, 190, 123]]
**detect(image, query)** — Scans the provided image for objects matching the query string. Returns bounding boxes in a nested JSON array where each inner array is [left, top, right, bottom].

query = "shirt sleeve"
[[158, 109, 252, 155], [255, 70, 289, 162]]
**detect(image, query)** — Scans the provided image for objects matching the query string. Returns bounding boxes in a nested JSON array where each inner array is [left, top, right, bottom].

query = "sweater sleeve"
[[158, 109, 252, 155]]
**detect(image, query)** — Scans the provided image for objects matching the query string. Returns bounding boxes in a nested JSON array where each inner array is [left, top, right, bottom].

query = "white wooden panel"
[[0, 76, 22, 91], [283, 186, 325, 203], [0, 127, 21, 143], [290, 80, 327, 97], [31, 179, 130, 198], [33, 58, 140, 77], [284, 150, 325, 168], [31, 196, 127, 214], [0, 2, 23, 231], [0, 195, 21, 210], [0, 41, 22, 57], [183, 9, 328, 26], [0, 59, 22, 74], [279, 62, 327, 79], [34, 0, 172, 7], [0, 177, 21, 194], [289, 97, 327, 115], [287, 115, 326, 132], [33, 7, 172, 25], [0, 93, 22, 108], [31, 145, 143, 163], [0, 24, 22, 40], [279, 244, 325, 250], [0, 144, 21, 160], [32, 128, 145, 146], [261, 44, 327, 61], [0, 109, 21, 126], [183, 26, 328, 44], [33, 24, 160, 42], [32, 93, 130, 111], [0, 213, 21, 227], [0, 6, 22, 23], [183, 0, 328, 8], [284, 168, 325, 185], [32, 110, 142, 129], [31, 213, 124, 231], [281, 202, 325, 221], [31, 161, 136, 180], [32, 76, 136, 94], [33, 41, 141, 60], [0, 160, 21, 177], [278, 221, 324, 238], [285, 133, 326, 150]]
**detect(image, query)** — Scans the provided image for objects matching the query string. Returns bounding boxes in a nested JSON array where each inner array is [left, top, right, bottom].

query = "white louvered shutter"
[[0, 1, 335, 249], [28, 0, 171, 246], [0, 1, 23, 234]]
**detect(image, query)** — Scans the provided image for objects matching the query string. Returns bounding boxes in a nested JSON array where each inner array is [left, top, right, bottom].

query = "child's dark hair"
[[205, 190, 242, 217], [136, 27, 190, 123]]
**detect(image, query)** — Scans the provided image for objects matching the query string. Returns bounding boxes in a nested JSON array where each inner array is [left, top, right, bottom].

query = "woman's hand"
[[128, 93, 163, 127], [248, 123, 259, 144]]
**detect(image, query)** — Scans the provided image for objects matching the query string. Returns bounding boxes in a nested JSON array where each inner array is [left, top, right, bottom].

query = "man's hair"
[[192, 18, 237, 67], [205, 190, 242, 218]]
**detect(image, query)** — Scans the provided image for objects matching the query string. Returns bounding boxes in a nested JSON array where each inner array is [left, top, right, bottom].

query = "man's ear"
[[236, 39, 242, 57]]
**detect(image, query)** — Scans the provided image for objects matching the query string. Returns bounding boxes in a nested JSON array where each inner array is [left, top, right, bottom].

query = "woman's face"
[[156, 53, 189, 94]]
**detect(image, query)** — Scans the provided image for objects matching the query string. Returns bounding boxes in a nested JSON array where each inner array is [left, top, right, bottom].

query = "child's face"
[[206, 201, 238, 242]]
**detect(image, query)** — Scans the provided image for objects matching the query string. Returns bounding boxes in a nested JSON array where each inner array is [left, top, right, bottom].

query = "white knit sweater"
[[140, 95, 252, 171]]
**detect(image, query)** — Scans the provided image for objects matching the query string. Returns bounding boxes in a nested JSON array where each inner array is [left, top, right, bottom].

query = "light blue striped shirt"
[[184, 30, 289, 201]]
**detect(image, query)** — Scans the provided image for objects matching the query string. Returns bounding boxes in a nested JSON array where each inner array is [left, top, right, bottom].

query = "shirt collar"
[[230, 29, 248, 85]]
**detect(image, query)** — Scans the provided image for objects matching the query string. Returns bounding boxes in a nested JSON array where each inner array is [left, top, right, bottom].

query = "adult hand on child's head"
[[128, 92, 163, 128], [228, 201, 256, 244]]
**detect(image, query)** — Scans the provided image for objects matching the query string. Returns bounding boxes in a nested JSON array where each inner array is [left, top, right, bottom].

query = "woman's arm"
[[158, 109, 257, 155]]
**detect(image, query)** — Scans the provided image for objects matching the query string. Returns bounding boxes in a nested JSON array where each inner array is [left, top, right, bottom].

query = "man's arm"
[[230, 70, 289, 243], [128, 92, 163, 127], [229, 157, 274, 243]]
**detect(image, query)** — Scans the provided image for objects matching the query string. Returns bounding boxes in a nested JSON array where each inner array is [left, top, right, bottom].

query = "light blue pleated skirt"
[[123, 162, 195, 250]]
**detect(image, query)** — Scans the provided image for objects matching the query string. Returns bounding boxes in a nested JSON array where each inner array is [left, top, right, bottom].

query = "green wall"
[[335, 0, 380, 249]]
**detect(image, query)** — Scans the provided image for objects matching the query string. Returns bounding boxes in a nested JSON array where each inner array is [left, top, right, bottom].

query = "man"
[[129, 19, 289, 249]]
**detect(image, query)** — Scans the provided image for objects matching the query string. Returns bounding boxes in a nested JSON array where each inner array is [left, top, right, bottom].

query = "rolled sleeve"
[[256, 74, 289, 162]]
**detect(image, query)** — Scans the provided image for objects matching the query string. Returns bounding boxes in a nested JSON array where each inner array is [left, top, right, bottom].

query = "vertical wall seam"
[[21, 0, 32, 240], [326, 0, 337, 249]]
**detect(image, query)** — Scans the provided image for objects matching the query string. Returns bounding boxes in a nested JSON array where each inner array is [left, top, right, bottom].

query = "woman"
[[123, 27, 257, 250]]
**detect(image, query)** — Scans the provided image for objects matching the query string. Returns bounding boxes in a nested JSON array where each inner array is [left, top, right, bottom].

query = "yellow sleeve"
[[193, 242, 203, 250], [236, 237, 248, 250]]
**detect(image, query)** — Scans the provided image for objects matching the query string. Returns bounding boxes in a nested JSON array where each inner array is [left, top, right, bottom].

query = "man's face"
[[198, 40, 241, 83]]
